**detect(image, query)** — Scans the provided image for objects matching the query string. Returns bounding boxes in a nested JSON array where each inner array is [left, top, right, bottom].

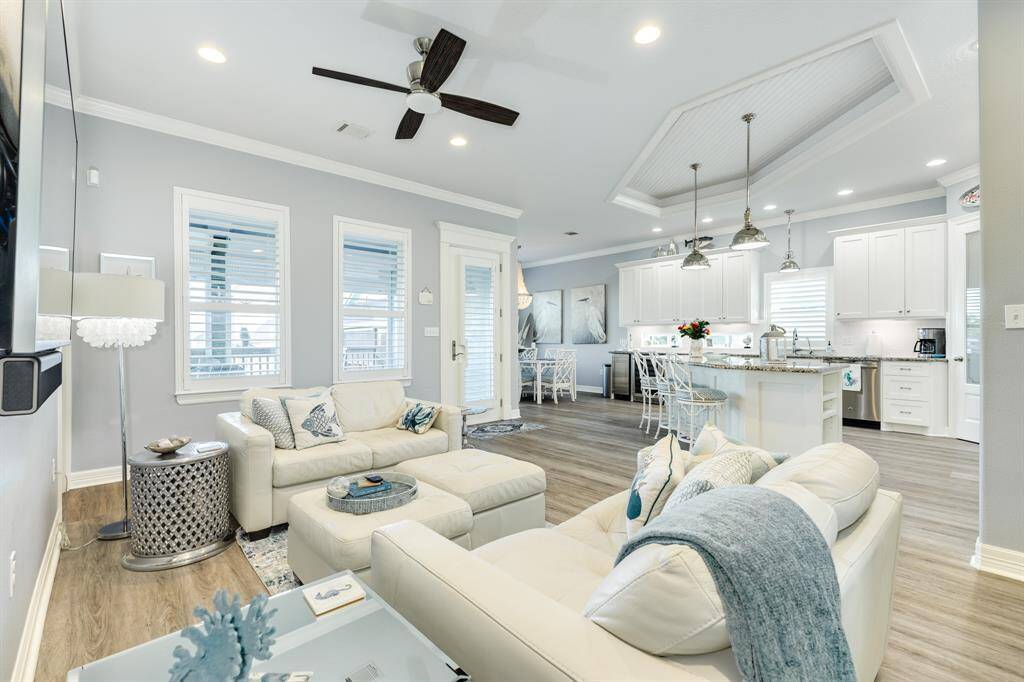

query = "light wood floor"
[[37, 394, 1023, 681]]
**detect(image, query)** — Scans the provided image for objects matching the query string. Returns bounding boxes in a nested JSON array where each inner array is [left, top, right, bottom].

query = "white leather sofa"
[[216, 381, 461, 535], [371, 444, 903, 682]]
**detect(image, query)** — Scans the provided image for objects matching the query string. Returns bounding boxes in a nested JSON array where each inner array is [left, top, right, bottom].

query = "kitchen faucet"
[[792, 328, 814, 355]]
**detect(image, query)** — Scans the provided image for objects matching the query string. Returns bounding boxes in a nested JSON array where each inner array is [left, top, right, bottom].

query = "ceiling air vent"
[[337, 122, 372, 140]]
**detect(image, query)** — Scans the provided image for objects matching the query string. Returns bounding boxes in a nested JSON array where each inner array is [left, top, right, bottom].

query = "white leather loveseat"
[[216, 381, 461, 535], [371, 443, 903, 682]]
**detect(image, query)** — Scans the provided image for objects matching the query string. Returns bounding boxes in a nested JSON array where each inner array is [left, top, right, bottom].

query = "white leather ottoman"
[[287, 482, 472, 584], [394, 449, 546, 548]]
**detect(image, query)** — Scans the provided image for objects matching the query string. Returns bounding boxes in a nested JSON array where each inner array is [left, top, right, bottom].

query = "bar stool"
[[669, 359, 728, 446], [650, 354, 677, 439], [633, 352, 657, 433]]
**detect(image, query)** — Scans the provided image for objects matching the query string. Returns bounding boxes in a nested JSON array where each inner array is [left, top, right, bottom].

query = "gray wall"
[[524, 198, 944, 386], [978, 0, 1024, 553], [72, 114, 517, 473]]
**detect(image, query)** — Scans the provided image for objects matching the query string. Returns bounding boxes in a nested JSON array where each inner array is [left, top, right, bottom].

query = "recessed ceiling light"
[[836, 188, 853, 196], [925, 158, 947, 167], [197, 46, 227, 64], [633, 25, 661, 45], [763, 204, 777, 211], [449, 136, 467, 147], [564, 231, 580, 236], [651, 226, 663, 233], [702, 216, 713, 224]]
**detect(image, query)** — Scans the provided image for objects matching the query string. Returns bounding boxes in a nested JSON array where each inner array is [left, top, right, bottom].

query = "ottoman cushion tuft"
[[394, 449, 546, 513]]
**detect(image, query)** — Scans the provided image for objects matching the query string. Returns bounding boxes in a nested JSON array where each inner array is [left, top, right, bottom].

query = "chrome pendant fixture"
[[682, 162, 711, 270], [730, 112, 770, 251], [779, 209, 801, 272]]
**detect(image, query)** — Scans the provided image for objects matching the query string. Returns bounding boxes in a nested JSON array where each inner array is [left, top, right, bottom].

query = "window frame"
[[763, 266, 834, 350], [173, 187, 292, 405], [333, 215, 413, 384]]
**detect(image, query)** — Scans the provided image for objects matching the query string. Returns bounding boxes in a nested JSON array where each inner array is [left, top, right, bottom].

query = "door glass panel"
[[463, 263, 495, 403], [965, 231, 981, 386]]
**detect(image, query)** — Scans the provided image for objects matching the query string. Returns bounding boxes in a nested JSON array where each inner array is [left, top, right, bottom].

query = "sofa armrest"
[[371, 521, 692, 682], [406, 397, 462, 451], [216, 411, 274, 533]]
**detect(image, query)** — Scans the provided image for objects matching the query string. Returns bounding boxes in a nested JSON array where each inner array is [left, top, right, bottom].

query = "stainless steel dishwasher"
[[830, 359, 881, 425]]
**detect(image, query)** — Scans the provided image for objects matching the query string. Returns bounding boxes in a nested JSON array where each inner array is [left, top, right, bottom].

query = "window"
[[174, 188, 290, 403], [334, 217, 411, 382], [764, 268, 832, 349]]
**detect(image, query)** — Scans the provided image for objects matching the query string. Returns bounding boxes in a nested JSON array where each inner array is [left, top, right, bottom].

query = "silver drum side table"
[[122, 441, 233, 571]]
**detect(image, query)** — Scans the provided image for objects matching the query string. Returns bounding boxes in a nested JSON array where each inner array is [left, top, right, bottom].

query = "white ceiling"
[[64, 0, 979, 263]]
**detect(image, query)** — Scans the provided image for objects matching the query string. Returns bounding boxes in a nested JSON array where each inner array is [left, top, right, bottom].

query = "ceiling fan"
[[312, 28, 520, 140]]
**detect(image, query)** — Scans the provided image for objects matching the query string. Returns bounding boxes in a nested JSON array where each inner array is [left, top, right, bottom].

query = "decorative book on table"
[[302, 575, 365, 616]]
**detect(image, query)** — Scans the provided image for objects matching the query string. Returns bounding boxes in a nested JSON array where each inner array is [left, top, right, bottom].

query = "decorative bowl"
[[146, 436, 192, 454]]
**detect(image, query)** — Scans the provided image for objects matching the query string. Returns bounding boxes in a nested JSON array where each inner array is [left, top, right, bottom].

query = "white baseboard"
[[508, 409, 522, 420], [67, 465, 126, 490], [577, 385, 604, 394], [971, 538, 1024, 582], [12, 512, 62, 681]]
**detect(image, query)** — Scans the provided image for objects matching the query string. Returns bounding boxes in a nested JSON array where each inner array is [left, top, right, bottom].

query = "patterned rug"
[[467, 420, 545, 439], [235, 526, 299, 594]]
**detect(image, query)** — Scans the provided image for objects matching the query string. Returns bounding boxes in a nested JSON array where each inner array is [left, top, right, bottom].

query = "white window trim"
[[173, 187, 292, 405], [333, 215, 413, 384], [763, 266, 834, 349]]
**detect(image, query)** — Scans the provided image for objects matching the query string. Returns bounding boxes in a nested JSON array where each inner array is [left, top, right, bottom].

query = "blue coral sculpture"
[[169, 590, 278, 681]]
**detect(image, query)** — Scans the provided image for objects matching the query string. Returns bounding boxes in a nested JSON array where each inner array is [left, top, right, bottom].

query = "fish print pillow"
[[625, 435, 688, 539], [282, 393, 344, 450], [396, 402, 440, 435]]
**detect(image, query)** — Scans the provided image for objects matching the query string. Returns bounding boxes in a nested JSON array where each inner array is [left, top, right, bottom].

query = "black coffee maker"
[[914, 328, 946, 357]]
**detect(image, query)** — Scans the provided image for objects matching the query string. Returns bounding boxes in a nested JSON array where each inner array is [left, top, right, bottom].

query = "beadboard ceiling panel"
[[628, 40, 894, 199]]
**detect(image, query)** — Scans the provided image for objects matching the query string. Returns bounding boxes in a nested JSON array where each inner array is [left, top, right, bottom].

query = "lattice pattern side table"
[[122, 441, 234, 572]]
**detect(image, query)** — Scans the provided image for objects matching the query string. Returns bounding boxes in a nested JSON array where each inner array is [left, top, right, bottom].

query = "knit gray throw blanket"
[[616, 485, 856, 681]]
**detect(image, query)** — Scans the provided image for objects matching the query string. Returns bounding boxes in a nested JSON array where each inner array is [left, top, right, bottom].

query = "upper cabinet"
[[834, 222, 946, 320], [616, 251, 759, 326]]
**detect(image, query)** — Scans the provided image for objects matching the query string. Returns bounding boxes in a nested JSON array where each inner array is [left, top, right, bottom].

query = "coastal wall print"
[[532, 289, 562, 343], [571, 284, 607, 344]]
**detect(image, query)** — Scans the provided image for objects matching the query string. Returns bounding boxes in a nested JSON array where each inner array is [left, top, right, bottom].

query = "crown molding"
[[936, 163, 980, 187], [52, 87, 523, 219], [523, 186, 944, 269]]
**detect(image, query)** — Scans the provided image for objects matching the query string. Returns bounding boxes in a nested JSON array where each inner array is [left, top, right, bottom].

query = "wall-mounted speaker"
[[0, 350, 62, 416]]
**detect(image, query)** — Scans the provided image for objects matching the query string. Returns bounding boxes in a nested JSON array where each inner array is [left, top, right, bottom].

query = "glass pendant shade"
[[730, 113, 770, 251], [681, 161, 711, 270]]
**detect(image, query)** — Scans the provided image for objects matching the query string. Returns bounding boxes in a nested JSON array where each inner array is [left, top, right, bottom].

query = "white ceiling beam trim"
[[524, 186, 944, 269], [937, 163, 980, 187], [64, 91, 524, 219]]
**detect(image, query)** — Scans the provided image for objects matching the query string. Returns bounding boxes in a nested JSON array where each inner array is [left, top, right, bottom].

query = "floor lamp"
[[72, 272, 165, 540]]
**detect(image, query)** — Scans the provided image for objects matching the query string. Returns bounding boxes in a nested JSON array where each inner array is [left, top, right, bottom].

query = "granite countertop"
[[610, 349, 947, 363], [681, 356, 843, 374]]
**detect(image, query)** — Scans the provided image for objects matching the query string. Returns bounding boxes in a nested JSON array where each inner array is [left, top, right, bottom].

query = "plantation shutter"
[[766, 270, 830, 347], [463, 263, 496, 403]]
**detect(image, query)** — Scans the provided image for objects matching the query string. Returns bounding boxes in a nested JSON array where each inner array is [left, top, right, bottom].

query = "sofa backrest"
[[331, 381, 406, 432], [238, 386, 327, 419]]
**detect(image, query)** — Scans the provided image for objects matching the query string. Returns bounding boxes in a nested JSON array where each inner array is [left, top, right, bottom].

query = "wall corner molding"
[[936, 163, 980, 187], [971, 538, 1024, 582], [11, 513, 62, 682]]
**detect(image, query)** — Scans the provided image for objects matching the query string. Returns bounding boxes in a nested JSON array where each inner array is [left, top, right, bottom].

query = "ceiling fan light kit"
[[312, 28, 520, 140], [730, 112, 771, 251], [682, 162, 711, 270]]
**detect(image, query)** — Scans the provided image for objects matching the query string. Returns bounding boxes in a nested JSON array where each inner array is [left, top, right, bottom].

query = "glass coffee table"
[[67, 571, 468, 681]]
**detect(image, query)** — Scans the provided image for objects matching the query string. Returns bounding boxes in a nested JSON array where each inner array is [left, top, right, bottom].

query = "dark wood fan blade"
[[396, 109, 425, 139], [312, 67, 410, 94], [420, 29, 466, 92], [440, 93, 519, 126]]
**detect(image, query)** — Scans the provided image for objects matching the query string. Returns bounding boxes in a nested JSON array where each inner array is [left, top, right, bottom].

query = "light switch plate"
[[1006, 304, 1024, 329], [424, 326, 439, 337]]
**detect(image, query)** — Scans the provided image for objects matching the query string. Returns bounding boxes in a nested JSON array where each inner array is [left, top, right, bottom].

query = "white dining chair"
[[544, 348, 577, 400], [540, 354, 575, 404], [519, 348, 537, 399]]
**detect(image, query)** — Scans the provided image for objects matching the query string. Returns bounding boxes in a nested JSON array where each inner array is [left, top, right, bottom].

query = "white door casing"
[[438, 222, 514, 423], [948, 215, 981, 443]]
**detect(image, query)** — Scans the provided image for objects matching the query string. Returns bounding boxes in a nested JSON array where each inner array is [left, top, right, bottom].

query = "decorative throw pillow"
[[716, 441, 779, 482], [282, 393, 344, 450], [250, 397, 296, 449], [625, 436, 688, 539], [662, 449, 753, 513], [396, 402, 440, 435], [689, 423, 739, 460]]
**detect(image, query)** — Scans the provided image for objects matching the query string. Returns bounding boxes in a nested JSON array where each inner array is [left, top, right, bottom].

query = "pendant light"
[[515, 245, 533, 310], [730, 112, 770, 250], [779, 209, 801, 272], [682, 162, 711, 270]]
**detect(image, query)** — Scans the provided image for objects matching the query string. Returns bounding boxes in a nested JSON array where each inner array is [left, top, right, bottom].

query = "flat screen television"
[[0, 1, 24, 353]]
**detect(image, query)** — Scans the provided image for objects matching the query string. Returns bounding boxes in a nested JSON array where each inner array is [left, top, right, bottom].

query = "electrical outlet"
[[51, 457, 56, 482], [8, 551, 15, 597], [1005, 304, 1024, 329]]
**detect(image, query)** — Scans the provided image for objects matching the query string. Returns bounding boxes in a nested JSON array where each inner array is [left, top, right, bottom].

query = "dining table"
[[520, 357, 564, 404]]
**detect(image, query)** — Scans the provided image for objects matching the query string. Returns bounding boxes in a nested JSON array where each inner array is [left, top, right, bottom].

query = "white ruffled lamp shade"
[[72, 273, 165, 348], [516, 261, 533, 311]]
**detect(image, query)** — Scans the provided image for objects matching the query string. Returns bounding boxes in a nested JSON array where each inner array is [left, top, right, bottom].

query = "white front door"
[[949, 217, 981, 442]]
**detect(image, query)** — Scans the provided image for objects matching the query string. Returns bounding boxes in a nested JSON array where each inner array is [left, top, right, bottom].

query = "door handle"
[[451, 340, 465, 361], [953, 356, 964, 362]]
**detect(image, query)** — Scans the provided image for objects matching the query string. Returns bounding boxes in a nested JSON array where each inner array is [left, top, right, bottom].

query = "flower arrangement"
[[677, 319, 711, 340]]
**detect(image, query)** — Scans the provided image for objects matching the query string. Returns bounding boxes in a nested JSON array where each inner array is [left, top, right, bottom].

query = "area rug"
[[468, 420, 545, 439], [235, 526, 299, 594]]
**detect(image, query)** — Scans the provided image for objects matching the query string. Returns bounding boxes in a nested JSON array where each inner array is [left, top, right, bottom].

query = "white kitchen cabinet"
[[881, 360, 948, 436], [869, 229, 906, 317], [721, 252, 751, 322], [655, 261, 680, 323], [904, 223, 946, 317], [833, 233, 870, 319], [701, 254, 724, 321], [677, 265, 703, 322], [639, 264, 659, 324], [618, 266, 640, 325]]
